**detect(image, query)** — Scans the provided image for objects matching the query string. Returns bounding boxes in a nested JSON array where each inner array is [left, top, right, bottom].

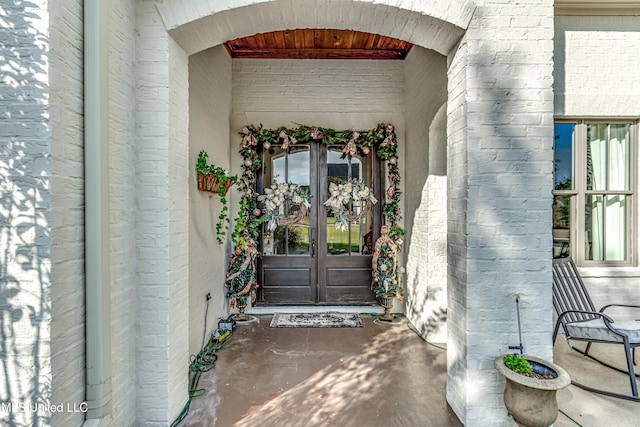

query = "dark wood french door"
[[257, 143, 382, 304]]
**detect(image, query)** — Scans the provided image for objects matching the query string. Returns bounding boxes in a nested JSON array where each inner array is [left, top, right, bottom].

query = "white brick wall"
[[135, 3, 172, 425], [49, 0, 86, 426], [135, 3, 192, 424], [167, 36, 190, 422], [108, 0, 138, 425], [188, 46, 233, 356], [404, 46, 449, 343], [0, 2, 52, 427], [554, 16, 640, 117], [447, 1, 556, 425], [231, 58, 405, 126], [151, 1, 557, 426], [0, 0, 560, 425], [446, 34, 470, 425]]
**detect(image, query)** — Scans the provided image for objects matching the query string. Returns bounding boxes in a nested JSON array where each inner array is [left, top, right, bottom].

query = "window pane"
[[553, 195, 571, 258], [587, 124, 607, 191], [608, 124, 630, 191], [585, 194, 628, 261], [554, 123, 575, 190], [605, 195, 627, 261], [585, 195, 604, 261]]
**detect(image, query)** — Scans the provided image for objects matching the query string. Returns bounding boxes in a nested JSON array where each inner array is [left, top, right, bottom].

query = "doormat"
[[270, 312, 363, 328]]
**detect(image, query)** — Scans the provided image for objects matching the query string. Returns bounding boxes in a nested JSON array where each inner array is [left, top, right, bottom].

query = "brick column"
[[446, 1, 555, 424], [135, 3, 190, 424]]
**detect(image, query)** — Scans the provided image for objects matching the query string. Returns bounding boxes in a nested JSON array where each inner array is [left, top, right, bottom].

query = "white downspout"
[[84, 0, 112, 424]]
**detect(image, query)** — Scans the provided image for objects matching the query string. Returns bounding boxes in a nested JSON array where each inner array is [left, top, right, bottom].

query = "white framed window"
[[553, 120, 637, 266]]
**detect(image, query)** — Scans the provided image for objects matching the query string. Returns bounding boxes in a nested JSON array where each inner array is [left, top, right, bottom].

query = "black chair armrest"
[[600, 304, 640, 313], [558, 309, 615, 323]]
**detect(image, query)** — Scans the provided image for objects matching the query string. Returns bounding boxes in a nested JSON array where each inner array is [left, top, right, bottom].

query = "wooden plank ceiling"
[[224, 29, 413, 60]]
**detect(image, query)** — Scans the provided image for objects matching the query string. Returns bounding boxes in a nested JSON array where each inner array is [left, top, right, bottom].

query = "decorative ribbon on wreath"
[[258, 182, 311, 232], [324, 179, 377, 232]]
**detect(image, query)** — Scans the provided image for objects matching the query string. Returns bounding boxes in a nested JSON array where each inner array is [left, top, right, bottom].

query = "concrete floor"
[[181, 314, 460, 427], [181, 314, 639, 427], [554, 340, 639, 427]]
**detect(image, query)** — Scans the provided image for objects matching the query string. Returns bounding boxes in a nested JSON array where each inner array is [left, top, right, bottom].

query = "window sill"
[[578, 266, 640, 278]]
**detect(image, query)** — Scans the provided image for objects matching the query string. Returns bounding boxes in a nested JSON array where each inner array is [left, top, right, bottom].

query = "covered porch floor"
[[181, 315, 638, 427]]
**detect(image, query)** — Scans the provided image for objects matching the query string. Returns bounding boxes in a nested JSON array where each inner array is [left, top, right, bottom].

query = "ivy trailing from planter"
[[224, 123, 405, 310], [195, 150, 237, 244]]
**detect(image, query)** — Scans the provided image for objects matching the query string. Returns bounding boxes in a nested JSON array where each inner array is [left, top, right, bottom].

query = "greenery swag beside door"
[[221, 123, 404, 308]]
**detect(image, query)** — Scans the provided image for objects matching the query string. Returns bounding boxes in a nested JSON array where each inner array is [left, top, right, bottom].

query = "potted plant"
[[196, 150, 236, 195], [494, 353, 570, 427], [195, 150, 237, 243], [371, 225, 404, 321]]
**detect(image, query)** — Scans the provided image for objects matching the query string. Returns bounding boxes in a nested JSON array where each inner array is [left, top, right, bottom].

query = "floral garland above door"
[[224, 123, 404, 310]]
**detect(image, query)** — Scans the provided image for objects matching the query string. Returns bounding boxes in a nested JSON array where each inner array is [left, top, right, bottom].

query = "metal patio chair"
[[552, 256, 640, 401]]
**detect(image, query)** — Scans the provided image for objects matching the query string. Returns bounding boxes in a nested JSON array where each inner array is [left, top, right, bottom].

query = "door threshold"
[[248, 304, 384, 315]]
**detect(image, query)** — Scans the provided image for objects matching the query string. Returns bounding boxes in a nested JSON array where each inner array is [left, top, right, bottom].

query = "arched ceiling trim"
[[157, 0, 476, 57]]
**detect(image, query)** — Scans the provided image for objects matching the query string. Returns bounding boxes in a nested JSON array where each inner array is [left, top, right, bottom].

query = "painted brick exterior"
[[404, 46, 449, 343], [450, 2, 556, 424], [108, 0, 139, 425], [446, 34, 471, 424], [555, 16, 640, 117], [49, 0, 86, 425], [167, 35, 191, 422], [231, 59, 405, 119], [135, 3, 173, 425], [188, 46, 233, 358], [6, 0, 639, 426], [0, 1, 53, 426]]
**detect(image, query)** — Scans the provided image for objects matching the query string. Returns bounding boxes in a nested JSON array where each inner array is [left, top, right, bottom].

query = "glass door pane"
[[325, 146, 372, 255], [262, 145, 311, 256]]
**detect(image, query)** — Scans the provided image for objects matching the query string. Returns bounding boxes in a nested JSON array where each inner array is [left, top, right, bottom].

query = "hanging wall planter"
[[196, 151, 236, 195], [197, 171, 234, 195], [195, 150, 237, 243]]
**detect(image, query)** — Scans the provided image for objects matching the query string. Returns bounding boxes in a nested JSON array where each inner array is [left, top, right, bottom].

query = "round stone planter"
[[378, 296, 394, 322], [234, 298, 248, 322], [494, 355, 571, 427]]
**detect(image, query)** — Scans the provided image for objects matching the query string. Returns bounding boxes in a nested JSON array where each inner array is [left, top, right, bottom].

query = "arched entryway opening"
[[145, 0, 474, 421], [185, 23, 453, 320], [136, 1, 557, 425]]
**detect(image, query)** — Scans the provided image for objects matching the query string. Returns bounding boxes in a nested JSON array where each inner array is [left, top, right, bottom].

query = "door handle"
[[310, 228, 317, 258]]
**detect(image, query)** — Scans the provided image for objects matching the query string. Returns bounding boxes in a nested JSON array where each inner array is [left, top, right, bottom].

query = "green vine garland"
[[195, 151, 237, 244], [225, 123, 404, 308]]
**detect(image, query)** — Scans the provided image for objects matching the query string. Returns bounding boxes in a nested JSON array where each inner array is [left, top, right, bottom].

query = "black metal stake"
[[508, 295, 524, 355]]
